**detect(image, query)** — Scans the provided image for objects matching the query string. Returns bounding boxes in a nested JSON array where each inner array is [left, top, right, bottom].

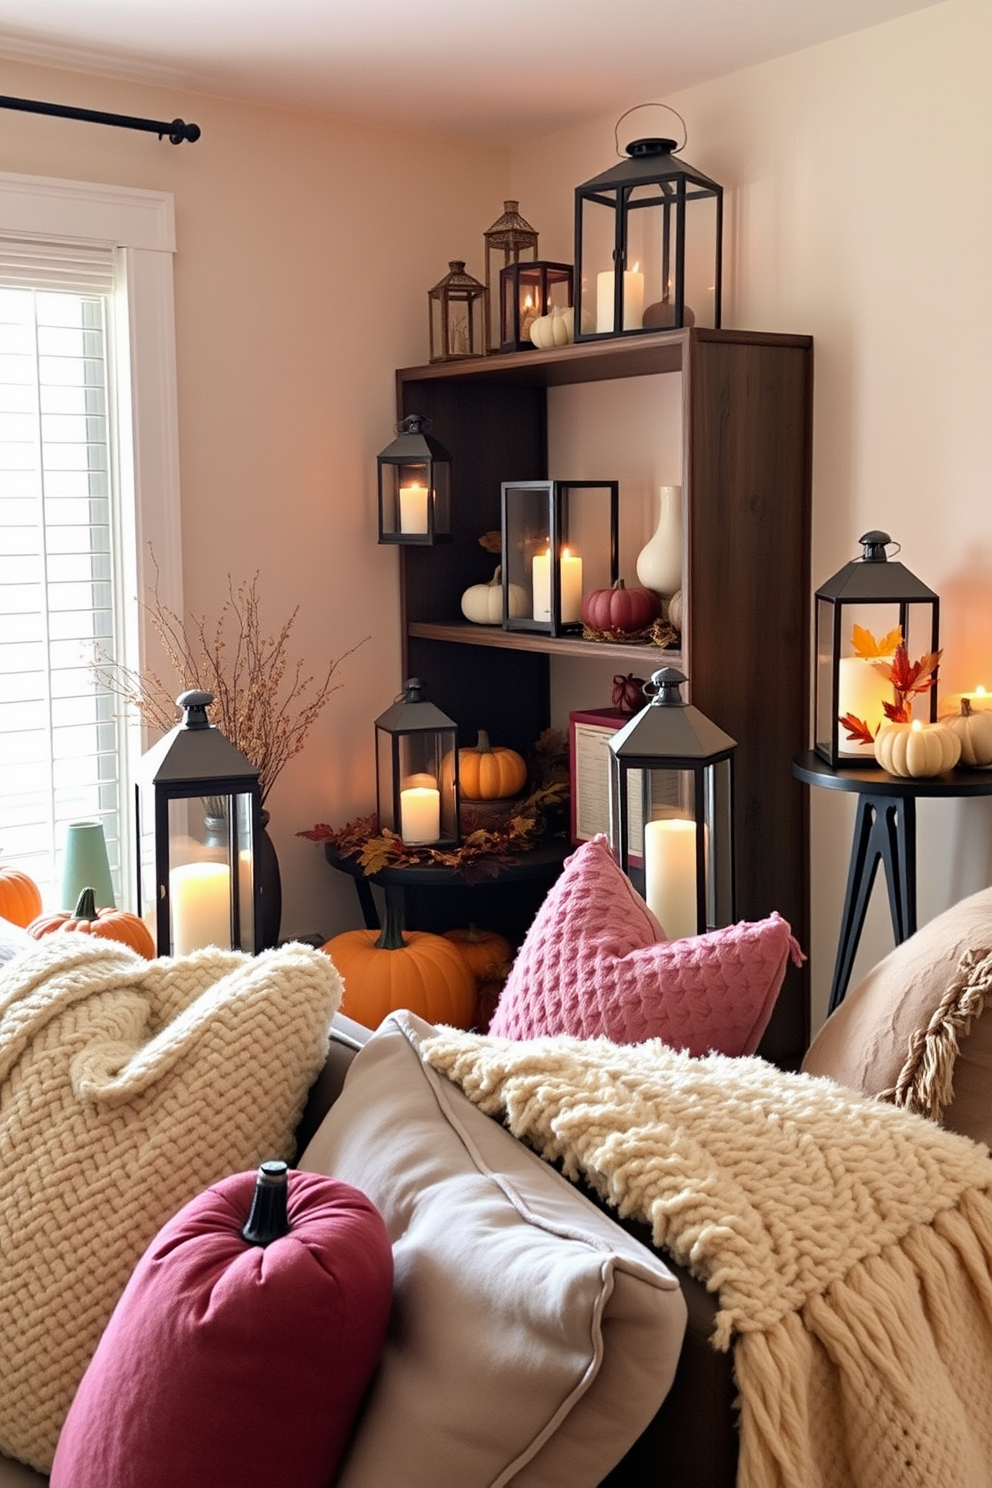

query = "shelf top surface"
[[792, 749, 992, 798]]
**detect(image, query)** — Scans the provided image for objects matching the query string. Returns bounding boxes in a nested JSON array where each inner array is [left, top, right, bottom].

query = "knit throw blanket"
[[0, 934, 342, 1473], [421, 1029, 992, 1488]]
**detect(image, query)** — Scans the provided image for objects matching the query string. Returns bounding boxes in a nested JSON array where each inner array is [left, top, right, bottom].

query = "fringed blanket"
[[421, 1030, 992, 1488], [0, 934, 342, 1473]]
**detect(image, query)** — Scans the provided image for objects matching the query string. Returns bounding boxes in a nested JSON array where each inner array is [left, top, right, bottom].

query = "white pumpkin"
[[460, 566, 528, 625], [529, 305, 574, 350], [667, 589, 683, 632], [873, 720, 962, 778], [945, 698, 992, 767]]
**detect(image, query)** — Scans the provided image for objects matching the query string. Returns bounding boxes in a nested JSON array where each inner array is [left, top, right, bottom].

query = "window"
[[0, 172, 181, 911]]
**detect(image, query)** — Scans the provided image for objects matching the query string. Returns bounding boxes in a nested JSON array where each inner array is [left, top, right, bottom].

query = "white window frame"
[[0, 170, 183, 897]]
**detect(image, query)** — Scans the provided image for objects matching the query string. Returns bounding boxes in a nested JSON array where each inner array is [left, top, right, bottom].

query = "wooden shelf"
[[407, 620, 683, 668]]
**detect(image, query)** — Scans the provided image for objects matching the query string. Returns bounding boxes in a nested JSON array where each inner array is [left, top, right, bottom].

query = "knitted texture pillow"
[[0, 934, 342, 1474], [50, 1169, 393, 1488], [488, 837, 800, 1056]]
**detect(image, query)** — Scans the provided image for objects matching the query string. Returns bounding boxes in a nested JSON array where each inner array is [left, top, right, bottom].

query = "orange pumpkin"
[[322, 903, 476, 1031], [457, 730, 527, 801], [443, 925, 513, 982], [28, 886, 156, 959], [0, 866, 43, 928]]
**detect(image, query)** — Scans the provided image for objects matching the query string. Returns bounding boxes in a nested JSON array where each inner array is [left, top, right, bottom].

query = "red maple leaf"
[[839, 713, 876, 745]]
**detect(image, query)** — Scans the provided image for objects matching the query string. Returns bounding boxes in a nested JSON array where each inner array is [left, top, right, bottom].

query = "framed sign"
[[568, 708, 628, 846]]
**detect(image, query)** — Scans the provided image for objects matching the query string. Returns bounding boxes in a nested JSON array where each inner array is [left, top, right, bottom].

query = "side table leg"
[[828, 796, 883, 1015], [878, 795, 917, 944]]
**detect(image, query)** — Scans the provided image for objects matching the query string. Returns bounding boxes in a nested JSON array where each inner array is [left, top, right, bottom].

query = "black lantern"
[[814, 530, 940, 766], [428, 260, 487, 362], [500, 479, 618, 636], [374, 679, 460, 848], [135, 690, 262, 957], [377, 415, 452, 545], [608, 668, 736, 939], [574, 107, 722, 341], [483, 200, 539, 352], [498, 260, 573, 352]]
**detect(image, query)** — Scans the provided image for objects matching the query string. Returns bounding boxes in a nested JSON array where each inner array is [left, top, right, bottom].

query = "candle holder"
[[428, 260, 487, 363], [814, 530, 940, 766], [135, 690, 262, 957], [483, 200, 539, 352], [377, 414, 452, 545], [374, 679, 460, 848], [500, 479, 618, 636], [498, 261, 573, 352], [574, 105, 722, 341], [608, 668, 736, 939]]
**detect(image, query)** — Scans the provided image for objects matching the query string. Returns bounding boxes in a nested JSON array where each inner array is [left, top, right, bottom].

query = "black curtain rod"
[[0, 93, 200, 143]]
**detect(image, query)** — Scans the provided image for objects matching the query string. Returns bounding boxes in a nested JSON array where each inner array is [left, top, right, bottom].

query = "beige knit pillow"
[[802, 885, 992, 1145]]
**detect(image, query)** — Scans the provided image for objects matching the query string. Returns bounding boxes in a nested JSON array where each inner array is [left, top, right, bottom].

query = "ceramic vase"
[[636, 485, 683, 596]]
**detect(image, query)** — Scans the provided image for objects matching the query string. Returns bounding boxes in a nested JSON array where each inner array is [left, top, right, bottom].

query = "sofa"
[[2, 873, 992, 1487]]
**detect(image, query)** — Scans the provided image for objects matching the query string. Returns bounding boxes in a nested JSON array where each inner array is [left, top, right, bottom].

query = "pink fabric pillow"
[[50, 1169, 393, 1488], [489, 837, 801, 1056]]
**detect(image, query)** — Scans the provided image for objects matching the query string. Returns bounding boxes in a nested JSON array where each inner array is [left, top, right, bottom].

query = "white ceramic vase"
[[636, 485, 683, 596]]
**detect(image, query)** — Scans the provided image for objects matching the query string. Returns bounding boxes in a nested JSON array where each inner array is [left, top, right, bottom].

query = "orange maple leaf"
[[851, 623, 903, 660]]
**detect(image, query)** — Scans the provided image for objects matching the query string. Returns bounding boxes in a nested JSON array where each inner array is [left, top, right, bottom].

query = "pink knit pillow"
[[488, 837, 800, 1057]]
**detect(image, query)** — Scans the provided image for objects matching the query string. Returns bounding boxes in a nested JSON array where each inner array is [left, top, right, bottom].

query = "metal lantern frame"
[[608, 668, 736, 938], [574, 123, 723, 342], [483, 199, 539, 352], [135, 689, 263, 957], [814, 530, 940, 767], [500, 479, 619, 637], [498, 260, 573, 352], [374, 678, 460, 849], [428, 260, 487, 363], [377, 414, 452, 546]]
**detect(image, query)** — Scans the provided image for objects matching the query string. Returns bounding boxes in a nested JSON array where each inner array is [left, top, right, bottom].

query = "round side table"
[[792, 750, 992, 1015]]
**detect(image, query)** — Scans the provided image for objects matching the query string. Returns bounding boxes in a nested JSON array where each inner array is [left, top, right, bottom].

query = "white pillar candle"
[[837, 656, 894, 754], [399, 786, 440, 845], [596, 268, 645, 333], [532, 548, 583, 624], [399, 483, 429, 534], [170, 861, 231, 954], [532, 549, 551, 621], [643, 818, 698, 940]]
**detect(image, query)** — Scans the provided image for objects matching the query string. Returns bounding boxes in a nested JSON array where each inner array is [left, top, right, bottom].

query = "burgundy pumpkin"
[[581, 579, 660, 637]]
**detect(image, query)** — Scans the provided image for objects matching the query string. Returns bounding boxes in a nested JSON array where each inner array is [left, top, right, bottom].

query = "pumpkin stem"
[[613, 578, 627, 591], [374, 896, 408, 951], [962, 698, 974, 717], [475, 729, 493, 754], [73, 886, 99, 921]]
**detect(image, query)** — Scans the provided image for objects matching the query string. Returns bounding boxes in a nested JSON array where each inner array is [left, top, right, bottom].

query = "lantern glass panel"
[[501, 480, 618, 635], [375, 726, 458, 847], [137, 786, 257, 955], [429, 261, 486, 362], [379, 459, 451, 542], [499, 262, 573, 351]]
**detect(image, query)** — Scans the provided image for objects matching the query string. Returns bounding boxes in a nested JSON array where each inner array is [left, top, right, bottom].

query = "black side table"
[[792, 750, 992, 1015]]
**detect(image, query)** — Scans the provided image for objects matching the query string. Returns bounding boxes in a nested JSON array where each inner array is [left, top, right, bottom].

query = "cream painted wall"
[[509, 0, 992, 1028], [0, 56, 510, 941]]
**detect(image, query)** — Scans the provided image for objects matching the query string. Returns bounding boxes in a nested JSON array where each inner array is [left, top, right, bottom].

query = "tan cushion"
[[802, 885, 992, 1145], [299, 1011, 686, 1488]]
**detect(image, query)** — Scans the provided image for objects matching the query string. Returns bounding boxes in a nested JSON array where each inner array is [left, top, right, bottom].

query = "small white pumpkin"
[[873, 719, 962, 778], [667, 589, 683, 632], [529, 305, 574, 350], [945, 697, 992, 767], [460, 566, 528, 625]]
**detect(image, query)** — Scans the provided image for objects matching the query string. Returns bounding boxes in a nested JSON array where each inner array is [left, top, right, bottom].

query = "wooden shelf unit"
[[395, 326, 814, 1065]]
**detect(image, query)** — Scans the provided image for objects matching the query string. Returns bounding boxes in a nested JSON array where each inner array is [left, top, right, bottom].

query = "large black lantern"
[[483, 200, 539, 352], [500, 479, 619, 636], [428, 260, 487, 362], [136, 690, 262, 956], [608, 668, 736, 939], [574, 107, 722, 341], [377, 415, 452, 545], [498, 260, 573, 352], [374, 679, 460, 848], [814, 530, 940, 766]]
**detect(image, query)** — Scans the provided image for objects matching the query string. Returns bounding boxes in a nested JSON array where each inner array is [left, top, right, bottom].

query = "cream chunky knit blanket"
[[0, 934, 342, 1473], [421, 1029, 992, 1488]]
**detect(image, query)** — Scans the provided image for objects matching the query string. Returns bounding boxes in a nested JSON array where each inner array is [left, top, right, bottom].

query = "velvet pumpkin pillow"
[[489, 837, 801, 1057]]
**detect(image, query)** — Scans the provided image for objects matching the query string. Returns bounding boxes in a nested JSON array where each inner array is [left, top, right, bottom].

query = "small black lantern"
[[574, 106, 722, 340], [135, 690, 262, 957], [374, 678, 460, 848], [814, 530, 940, 766], [608, 668, 736, 939], [377, 415, 452, 545], [500, 479, 619, 636], [498, 260, 573, 352], [428, 260, 487, 362], [483, 200, 539, 352]]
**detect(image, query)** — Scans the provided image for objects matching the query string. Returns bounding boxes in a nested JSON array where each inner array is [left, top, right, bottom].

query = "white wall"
[[509, 0, 992, 1028]]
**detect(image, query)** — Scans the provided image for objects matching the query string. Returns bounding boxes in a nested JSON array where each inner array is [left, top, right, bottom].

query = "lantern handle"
[[614, 103, 688, 158]]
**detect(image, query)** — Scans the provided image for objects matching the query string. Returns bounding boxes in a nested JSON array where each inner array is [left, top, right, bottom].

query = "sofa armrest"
[[294, 1012, 370, 1153]]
